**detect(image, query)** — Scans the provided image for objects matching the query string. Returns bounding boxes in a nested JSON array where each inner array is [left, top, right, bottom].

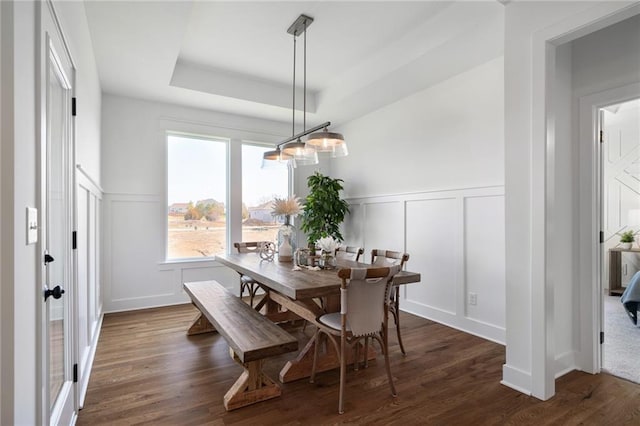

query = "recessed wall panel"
[[77, 187, 89, 354], [343, 203, 364, 248], [406, 198, 457, 314], [363, 201, 404, 256], [464, 195, 505, 328], [111, 199, 172, 300]]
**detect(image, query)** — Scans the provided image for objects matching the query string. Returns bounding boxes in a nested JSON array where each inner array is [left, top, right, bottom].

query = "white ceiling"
[[84, 1, 504, 127]]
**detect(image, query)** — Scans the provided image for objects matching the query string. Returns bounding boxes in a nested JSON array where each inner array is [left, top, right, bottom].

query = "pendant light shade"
[[282, 139, 319, 167], [262, 147, 292, 168], [306, 129, 348, 157]]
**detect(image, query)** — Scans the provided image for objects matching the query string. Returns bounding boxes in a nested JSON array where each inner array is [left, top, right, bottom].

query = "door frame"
[[579, 83, 640, 375], [37, 0, 77, 424]]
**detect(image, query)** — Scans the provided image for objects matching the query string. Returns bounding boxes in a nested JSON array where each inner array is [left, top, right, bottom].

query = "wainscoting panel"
[[109, 197, 172, 301], [103, 193, 239, 313], [464, 195, 506, 328], [342, 203, 364, 249], [76, 167, 103, 407], [346, 186, 505, 344], [363, 201, 405, 256], [406, 197, 458, 315]]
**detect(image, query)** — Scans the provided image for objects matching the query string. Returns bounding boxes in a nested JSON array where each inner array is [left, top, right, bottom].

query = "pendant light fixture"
[[262, 14, 347, 167]]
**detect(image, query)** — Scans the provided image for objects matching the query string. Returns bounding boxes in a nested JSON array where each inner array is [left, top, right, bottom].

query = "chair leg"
[[391, 286, 406, 355], [379, 331, 397, 397], [248, 283, 258, 308], [339, 332, 346, 414], [239, 280, 246, 300], [310, 330, 321, 384], [363, 337, 369, 368]]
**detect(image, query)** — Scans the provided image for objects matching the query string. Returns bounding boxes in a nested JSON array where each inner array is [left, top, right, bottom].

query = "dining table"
[[214, 252, 421, 383]]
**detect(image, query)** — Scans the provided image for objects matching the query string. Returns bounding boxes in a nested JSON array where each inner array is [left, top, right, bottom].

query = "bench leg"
[[187, 311, 217, 335], [224, 349, 281, 411]]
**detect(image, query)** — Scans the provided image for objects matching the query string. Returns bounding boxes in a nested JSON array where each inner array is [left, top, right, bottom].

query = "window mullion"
[[228, 139, 243, 254]]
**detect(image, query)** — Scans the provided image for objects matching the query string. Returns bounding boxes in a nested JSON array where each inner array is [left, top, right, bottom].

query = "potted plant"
[[300, 172, 350, 250], [619, 230, 635, 249]]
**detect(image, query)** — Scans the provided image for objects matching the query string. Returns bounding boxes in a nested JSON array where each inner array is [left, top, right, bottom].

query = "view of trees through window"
[[167, 135, 288, 259]]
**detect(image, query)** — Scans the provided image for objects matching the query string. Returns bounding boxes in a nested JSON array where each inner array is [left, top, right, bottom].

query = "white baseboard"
[[78, 313, 104, 408], [501, 364, 532, 396]]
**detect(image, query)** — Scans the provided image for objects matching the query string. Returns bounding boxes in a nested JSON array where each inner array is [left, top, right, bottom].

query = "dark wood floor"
[[78, 304, 640, 425]]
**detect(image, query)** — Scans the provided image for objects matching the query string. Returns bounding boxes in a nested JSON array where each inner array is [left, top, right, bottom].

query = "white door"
[[600, 97, 640, 381], [41, 3, 76, 424]]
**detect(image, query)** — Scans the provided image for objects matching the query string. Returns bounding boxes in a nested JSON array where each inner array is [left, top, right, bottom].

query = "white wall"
[[329, 57, 505, 343], [1, 2, 39, 423], [101, 94, 291, 312], [0, 1, 3, 420], [0, 2, 11, 423], [503, 0, 638, 399], [0, 0, 103, 422]]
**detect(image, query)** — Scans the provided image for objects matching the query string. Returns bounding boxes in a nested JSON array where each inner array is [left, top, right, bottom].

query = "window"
[[167, 134, 227, 259], [242, 144, 289, 243]]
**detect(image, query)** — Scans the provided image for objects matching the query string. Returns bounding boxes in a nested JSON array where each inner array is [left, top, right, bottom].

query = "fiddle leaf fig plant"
[[300, 172, 350, 245]]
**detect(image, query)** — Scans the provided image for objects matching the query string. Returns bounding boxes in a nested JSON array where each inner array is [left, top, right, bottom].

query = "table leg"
[[187, 310, 217, 335]]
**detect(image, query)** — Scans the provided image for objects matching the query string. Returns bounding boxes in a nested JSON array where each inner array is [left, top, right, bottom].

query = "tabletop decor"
[[272, 195, 302, 262], [317, 236, 340, 269], [299, 172, 350, 249], [259, 241, 276, 262]]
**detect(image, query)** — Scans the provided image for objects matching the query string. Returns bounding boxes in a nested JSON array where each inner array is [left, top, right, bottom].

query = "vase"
[[319, 251, 336, 269], [621, 242, 633, 250], [277, 215, 297, 262]]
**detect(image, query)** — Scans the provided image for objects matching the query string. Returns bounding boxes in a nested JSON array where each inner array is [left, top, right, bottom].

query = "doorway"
[[600, 97, 640, 384], [39, 1, 76, 423]]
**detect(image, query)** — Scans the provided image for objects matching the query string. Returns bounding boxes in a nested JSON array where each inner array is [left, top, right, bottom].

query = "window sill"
[[157, 258, 221, 270]]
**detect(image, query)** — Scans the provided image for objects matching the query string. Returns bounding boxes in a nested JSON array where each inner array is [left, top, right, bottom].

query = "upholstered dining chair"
[[371, 249, 410, 355], [334, 246, 364, 262], [233, 242, 265, 307], [310, 266, 401, 414]]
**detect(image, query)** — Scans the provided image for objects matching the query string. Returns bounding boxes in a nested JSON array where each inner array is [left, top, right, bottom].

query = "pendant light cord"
[[303, 21, 307, 132], [292, 32, 296, 137]]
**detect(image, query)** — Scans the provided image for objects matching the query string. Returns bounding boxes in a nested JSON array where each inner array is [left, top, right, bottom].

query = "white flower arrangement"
[[271, 195, 302, 217], [316, 236, 340, 253]]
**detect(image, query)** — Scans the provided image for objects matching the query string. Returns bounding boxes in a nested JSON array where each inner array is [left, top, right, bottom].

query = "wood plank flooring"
[[78, 304, 640, 425]]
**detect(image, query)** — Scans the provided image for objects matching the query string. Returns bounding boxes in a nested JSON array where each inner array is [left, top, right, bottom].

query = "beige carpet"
[[603, 295, 640, 384]]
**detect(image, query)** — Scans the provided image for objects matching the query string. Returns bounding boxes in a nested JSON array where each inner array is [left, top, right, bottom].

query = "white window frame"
[[165, 131, 230, 261], [162, 130, 292, 263]]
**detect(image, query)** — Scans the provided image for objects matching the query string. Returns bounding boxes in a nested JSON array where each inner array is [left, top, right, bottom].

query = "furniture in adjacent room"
[[608, 247, 640, 296]]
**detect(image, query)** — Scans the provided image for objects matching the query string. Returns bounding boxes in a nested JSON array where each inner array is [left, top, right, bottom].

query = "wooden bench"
[[183, 280, 298, 411]]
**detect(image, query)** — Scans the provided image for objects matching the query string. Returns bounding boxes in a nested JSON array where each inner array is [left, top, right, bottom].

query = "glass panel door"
[[47, 46, 69, 409]]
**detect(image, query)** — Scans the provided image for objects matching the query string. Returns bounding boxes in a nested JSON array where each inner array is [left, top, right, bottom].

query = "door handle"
[[44, 285, 65, 301]]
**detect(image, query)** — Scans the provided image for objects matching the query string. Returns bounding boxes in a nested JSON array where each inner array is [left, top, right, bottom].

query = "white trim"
[[76, 165, 103, 199], [523, 1, 640, 400], [77, 313, 103, 409], [501, 365, 532, 396], [577, 83, 640, 375]]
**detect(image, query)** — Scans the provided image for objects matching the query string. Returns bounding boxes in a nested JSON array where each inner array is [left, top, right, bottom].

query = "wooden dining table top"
[[215, 252, 421, 301]]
